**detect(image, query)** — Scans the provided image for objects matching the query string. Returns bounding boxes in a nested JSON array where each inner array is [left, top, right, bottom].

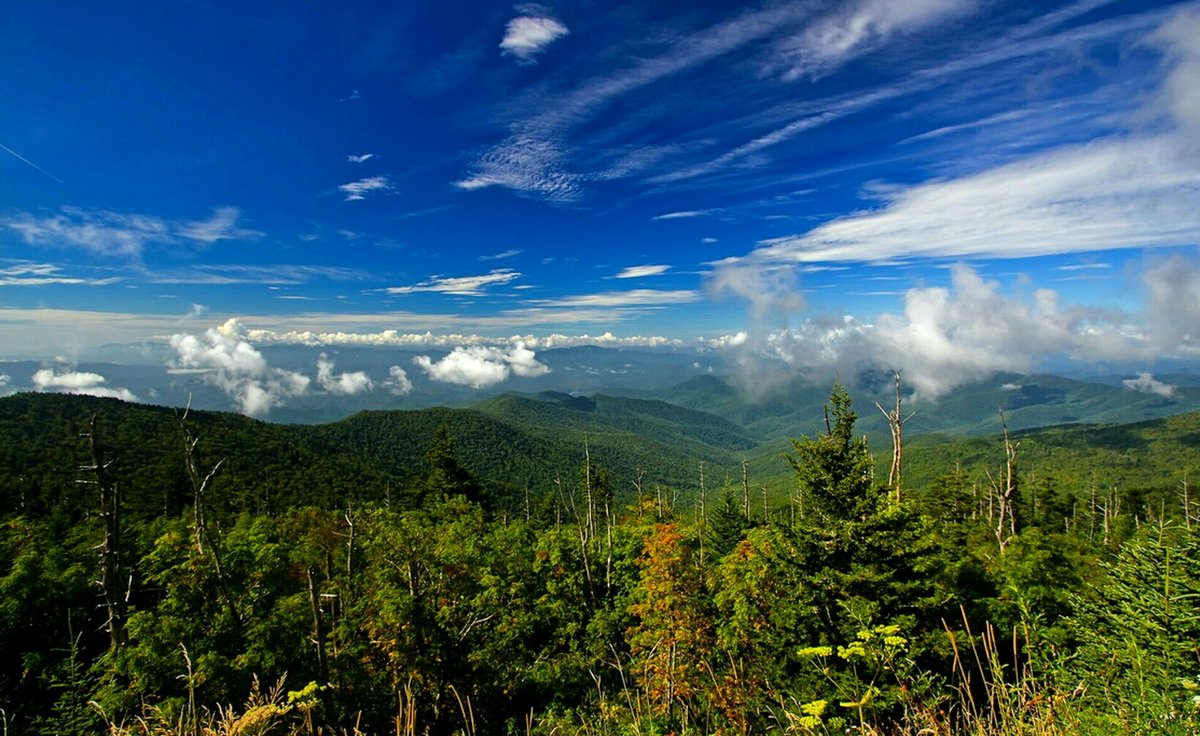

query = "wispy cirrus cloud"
[[614, 264, 670, 279], [175, 207, 264, 243], [773, 0, 977, 81], [347, 153, 375, 163], [458, 2, 814, 201], [751, 135, 1200, 264], [500, 15, 569, 62], [479, 248, 522, 261], [2, 206, 260, 258], [527, 288, 701, 308], [386, 268, 521, 296], [453, 137, 580, 202], [339, 175, 393, 201], [0, 262, 120, 287], [147, 264, 369, 285], [652, 210, 712, 221]]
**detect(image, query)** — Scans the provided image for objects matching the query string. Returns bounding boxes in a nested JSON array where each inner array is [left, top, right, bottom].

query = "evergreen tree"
[[707, 483, 749, 559], [787, 382, 880, 522], [423, 424, 482, 505]]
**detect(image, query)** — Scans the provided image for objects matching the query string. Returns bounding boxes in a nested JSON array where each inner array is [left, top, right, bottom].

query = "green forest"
[[0, 386, 1198, 735]]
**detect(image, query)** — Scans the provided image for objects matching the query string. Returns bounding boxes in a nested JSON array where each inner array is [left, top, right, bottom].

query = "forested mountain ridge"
[[1, 386, 1198, 734], [4, 388, 1200, 521], [621, 371, 1200, 441]]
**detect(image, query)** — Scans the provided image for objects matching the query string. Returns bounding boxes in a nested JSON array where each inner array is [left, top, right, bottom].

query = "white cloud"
[[707, 261, 805, 325], [1141, 253, 1200, 356], [347, 153, 375, 163], [386, 268, 521, 296], [175, 207, 263, 243], [0, 374, 11, 398], [615, 264, 670, 279], [413, 341, 550, 389], [385, 365, 413, 395], [2, 206, 260, 258], [0, 262, 120, 287], [480, 249, 522, 261], [747, 7, 1200, 266], [753, 136, 1200, 264], [168, 318, 310, 416], [500, 15, 569, 62], [149, 264, 367, 285], [528, 289, 701, 308], [339, 176, 393, 201], [1150, 7, 1200, 149], [711, 262, 1148, 401], [453, 136, 581, 202], [315, 353, 374, 395], [652, 210, 711, 221], [777, 0, 976, 80], [1122, 372, 1176, 398], [31, 367, 138, 402], [216, 325, 684, 350]]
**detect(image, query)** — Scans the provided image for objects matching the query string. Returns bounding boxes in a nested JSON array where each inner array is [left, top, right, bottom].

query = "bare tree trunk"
[[1184, 473, 1192, 531], [742, 460, 750, 521], [876, 372, 914, 502], [178, 404, 242, 628], [992, 410, 1019, 554], [80, 416, 126, 651], [307, 566, 329, 682]]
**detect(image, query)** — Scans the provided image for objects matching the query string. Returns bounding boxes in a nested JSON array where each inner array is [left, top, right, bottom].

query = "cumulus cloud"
[[31, 367, 138, 402], [169, 318, 310, 416], [1141, 253, 1200, 356], [500, 15, 569, 62], [384, 365, 413, 395], [711, 262, 1149, 402], [315, 354, 374, 395], [707, 261, 805, 326], [1123, 372, 1176, 398], [413, 341, 550, 389], [386, 269, 521, 296], [3, 206, 260, 258], [339, 176, 393, 202]]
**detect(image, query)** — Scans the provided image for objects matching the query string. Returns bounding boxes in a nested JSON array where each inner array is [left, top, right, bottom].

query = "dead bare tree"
[[741, 460, 751, 521], [876, 372, 915, 502], [178, 402, 242, 627], [79, 416, 127, 651], [987, 409, 1020, 554]]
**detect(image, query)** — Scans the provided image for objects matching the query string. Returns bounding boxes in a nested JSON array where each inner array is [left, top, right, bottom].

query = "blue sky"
[[3, 0, 1200, 410]]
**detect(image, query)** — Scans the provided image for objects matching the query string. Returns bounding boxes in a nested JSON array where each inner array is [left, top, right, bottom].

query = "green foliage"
[[1069, 525, 1200, 734], [4, 387, 1200, 733], [787, 383, 881, 522]]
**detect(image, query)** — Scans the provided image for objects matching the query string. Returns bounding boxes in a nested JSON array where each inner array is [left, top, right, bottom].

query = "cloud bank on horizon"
[[1, 0, 1199, 410]]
